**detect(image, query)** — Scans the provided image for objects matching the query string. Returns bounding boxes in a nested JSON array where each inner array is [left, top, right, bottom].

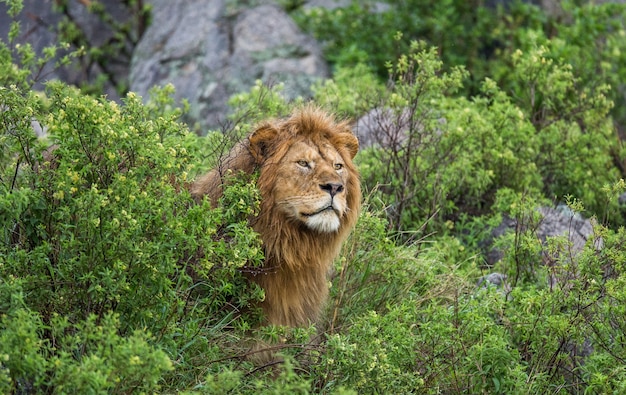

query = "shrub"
[[320, 241, 528, 394], [320, 195, 626, 393], [296, 0, 626, 145], [0, 75, 266, 393], [328, 39, 619, 236]]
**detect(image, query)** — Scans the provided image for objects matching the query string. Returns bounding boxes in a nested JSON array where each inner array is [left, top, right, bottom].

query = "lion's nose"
[[320, 182, 344, 197]]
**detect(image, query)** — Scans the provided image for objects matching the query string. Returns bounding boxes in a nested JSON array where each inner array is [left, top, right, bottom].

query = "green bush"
[[320, 200, 626, 393], [326, 40, 619, 235], [296, 0, 626, 141], [0, 75, 267, 392], [4, 0, 626, 393]]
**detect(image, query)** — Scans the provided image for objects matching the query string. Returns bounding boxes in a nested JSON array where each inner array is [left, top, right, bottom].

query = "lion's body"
[[191, 106, 360, 327]]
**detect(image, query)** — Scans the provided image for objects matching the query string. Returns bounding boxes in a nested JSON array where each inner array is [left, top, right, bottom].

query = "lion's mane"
[[191, 106, 360, 327]]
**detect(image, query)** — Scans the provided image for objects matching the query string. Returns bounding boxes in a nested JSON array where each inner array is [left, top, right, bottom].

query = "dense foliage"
[[315, 41, 620, 235], [2, 0, 626, 393], [295, 0, 626, 136]]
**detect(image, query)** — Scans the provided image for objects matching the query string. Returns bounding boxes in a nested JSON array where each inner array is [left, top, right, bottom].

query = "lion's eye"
[[334, 163, 344, 170], [297, 160, 309, 168]]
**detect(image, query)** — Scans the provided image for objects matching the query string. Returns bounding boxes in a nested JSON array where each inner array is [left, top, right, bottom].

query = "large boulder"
[[484, 205, 600, 267], [129, 0, 329, 132], [482, 205, 602, 288]]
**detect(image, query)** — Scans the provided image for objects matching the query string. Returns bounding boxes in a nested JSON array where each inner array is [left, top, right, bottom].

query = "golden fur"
[[191, 106, 360, 327]]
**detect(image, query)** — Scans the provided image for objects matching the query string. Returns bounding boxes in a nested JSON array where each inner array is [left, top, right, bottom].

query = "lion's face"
[[270, 140, 351, 233], [249, 109, 360, 234]]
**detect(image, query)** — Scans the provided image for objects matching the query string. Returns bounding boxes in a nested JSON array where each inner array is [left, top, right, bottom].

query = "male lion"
[[191, 105, 361, 328]]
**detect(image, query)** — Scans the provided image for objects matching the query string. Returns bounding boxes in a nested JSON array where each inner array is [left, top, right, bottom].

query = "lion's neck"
[[255, 211, 346, 271], [251, 211, 348, 327]]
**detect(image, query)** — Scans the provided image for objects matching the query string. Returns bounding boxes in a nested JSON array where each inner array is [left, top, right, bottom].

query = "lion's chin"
[[303, 210, 341, 233]]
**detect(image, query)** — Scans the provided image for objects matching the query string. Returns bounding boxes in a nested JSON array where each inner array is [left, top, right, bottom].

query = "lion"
[[191, 105, 361, 328]]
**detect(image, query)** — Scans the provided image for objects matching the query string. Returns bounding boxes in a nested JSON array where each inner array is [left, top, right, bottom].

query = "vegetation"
[[2, 0, 626, 393]]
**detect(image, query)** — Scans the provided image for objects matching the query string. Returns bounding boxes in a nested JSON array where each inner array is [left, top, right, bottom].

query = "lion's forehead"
[[285, 140, 342, 163]]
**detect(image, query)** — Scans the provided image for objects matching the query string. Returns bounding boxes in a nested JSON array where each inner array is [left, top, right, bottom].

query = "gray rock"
[[482, 215, 518, 266], [354, 107, 411, 149], [483, 204, 602, 290], [483, 205, 601, 268], [477, 272, 508, 288], [354, 107, 446, 149], [536, 205, 599, 253], [130, 0, 329, 132], [476, 272, 512, 300]]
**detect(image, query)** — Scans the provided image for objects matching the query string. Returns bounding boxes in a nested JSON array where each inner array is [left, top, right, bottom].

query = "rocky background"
[[0, 0, 582, 133], [0, 0, 351, 131]]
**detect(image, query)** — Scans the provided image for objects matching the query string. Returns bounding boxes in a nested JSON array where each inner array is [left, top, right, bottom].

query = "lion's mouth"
[[302, 205, 337, 217]]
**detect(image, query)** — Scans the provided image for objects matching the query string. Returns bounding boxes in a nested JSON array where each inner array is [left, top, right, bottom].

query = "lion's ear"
[[249, 123, 278, 163], [336, 132, 359, 159]]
